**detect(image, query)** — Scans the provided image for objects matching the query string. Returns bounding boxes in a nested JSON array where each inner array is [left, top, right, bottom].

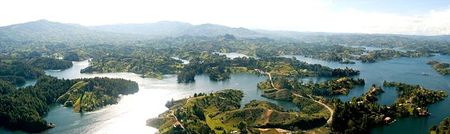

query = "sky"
[[1, 0, 450, 35]]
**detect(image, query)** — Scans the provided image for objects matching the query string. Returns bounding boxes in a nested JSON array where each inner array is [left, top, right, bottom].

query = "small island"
[[257, 76, 365, 99], [332, 82, 447, 133], [427, 60, 450, 75], [384, 81, 447, 116], [359, 49, 430, 63], [430, 117, 450, 134]]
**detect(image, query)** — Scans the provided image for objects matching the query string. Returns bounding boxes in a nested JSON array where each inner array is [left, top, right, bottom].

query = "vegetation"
[[147, 89, 328, 134], [257, 76, 364, 97], [75, 46, 360, 82], [0, 80, 15, 95], [27, 57, 73, 70], [147, 89, 243, 134], [332, 97, 388, 133], [0, 50, 72, 85], [428, 60, 450, 75], [430, 117, 450, 134], [1, 20, 449, 69], [359, 49, 430, 63], [291, 95, 331, 116], [63, 51, 86, 61], [177, 54, 359, 83], [80, 46, 182, 79], [384, 81, 447, 116], [1, 20, 450, 133], [254, 76, 378, 133], [261, 88, 293, 101], [56, 77, 139, 112], [0, 76, 75, 132], [317, 77, 365, 95], [0, 59, 44, 85], [332, 82, 447, 133], [0, 76, 139, 133]]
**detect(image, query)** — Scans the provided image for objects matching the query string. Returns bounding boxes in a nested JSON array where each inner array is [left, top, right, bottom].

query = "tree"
[[238, 121, 248, 134]]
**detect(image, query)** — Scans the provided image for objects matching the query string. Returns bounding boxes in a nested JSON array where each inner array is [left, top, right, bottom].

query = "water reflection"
[[40, 60, 297, 134], [1, 53, 449, 134]]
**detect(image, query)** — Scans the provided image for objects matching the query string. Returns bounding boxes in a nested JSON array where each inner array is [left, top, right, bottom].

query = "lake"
[[283, 54, 450, 134], [214, 52, 249, 59], [1, 54, 449, 134], [2, 59, 298, 134]]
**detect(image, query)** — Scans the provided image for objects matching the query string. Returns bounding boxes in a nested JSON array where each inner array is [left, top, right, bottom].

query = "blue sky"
[[0, 0, 449, 35]]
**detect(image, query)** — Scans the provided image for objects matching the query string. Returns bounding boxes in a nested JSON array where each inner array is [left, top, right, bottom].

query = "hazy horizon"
[[1, 0, 450, 35]]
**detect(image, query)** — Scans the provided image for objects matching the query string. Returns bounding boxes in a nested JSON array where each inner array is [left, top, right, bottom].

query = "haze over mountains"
[[0, 19, 449, 44], [0, 20, 266, 42], [93, 21, 264, 38]]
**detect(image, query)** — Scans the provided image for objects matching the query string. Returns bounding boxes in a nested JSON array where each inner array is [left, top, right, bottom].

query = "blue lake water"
[[284, 54, 450, 134], [1, 54, 449, 134]]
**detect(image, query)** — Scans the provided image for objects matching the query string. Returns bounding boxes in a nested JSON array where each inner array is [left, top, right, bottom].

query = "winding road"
[[258, 69, 334, 125], [292, 93, 334, 125], [168, 110, 186, 130], [267, 72, 276, 89]]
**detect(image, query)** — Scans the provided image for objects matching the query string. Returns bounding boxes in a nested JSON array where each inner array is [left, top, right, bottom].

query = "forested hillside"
[[0, 76, 139, 132]]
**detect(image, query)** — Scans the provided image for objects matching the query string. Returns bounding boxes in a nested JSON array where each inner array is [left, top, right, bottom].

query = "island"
[[430, 117, 450, 134], [428, 60, 450, 75], [257, 76, 365, 100], [359, 49, 430, 63]]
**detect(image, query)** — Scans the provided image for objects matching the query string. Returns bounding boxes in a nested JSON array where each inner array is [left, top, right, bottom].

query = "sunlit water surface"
[[3, 58, 296, 134]]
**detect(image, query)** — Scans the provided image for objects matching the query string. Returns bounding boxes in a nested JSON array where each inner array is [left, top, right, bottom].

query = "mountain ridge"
[[0, 19, 143, 43], [0, 19, 449, 45]]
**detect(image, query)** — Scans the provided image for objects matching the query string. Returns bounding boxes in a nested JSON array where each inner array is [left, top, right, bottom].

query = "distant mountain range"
[[0, 20, 145, 43], [0, 19, 449, 44], [92, 21, 265, 38], [0, 19, 267, 43]]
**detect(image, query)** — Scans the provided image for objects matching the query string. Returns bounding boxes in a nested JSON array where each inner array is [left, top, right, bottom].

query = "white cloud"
[[319, 8, 450, 35], [0, 0, 449, 35]]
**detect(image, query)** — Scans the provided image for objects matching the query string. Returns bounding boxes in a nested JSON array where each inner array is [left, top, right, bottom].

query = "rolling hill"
[[0, 19, 449, 47]]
